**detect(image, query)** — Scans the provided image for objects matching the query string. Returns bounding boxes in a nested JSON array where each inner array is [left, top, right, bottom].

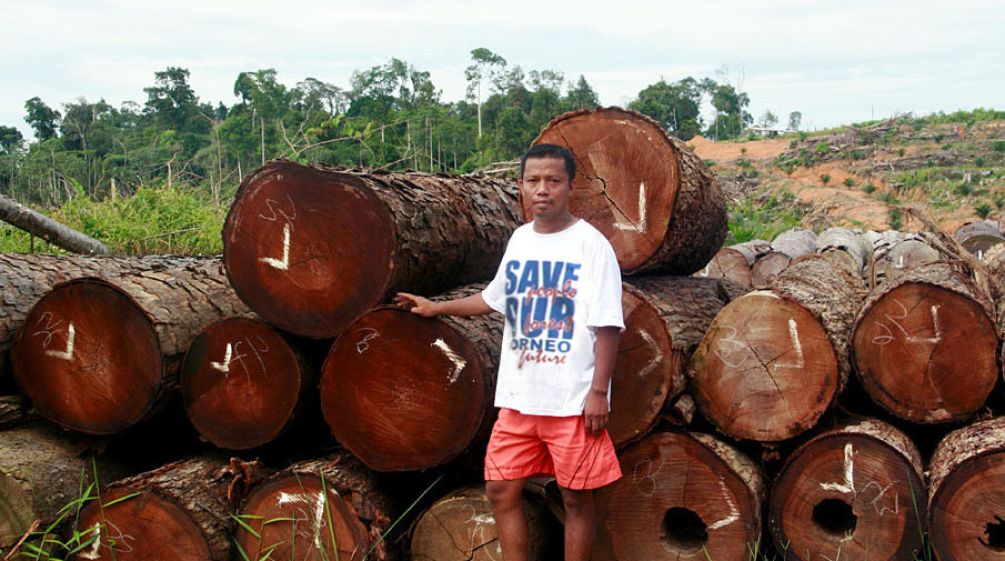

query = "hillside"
[[690, 111, 1005, 244]]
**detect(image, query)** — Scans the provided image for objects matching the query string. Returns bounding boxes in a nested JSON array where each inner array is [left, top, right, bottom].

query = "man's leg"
[[486, 478, 529, 561], [559, 487, 596, 561]]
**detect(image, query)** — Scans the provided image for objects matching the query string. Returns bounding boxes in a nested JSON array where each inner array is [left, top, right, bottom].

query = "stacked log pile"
[[1, 107, 1005, 561]]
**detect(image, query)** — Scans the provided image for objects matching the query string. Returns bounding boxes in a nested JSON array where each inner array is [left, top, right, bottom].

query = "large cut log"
[[768, 418, 926, 561], [955, 220, 1004, 260], [222, 161, 521, 338], [0, 254, 199, 378], [0, 426, 125, 548], [752, 229, 817, 289], [986, 244, 1005, 376], [530, 107, 727, 275], [852, 261, 998, 423], [180, 316, 317, 450], [690, 256, 867, 441], [816, 227, 871, 272], [10, 260, 251, 434], [593, 431, 764, 561], [616, 277, 732, 446], [76, 456, 263, 561], [879, 237, 940, 282], [0, 193, 110, 255], [234, 454, 398, 561], [410, 485, 555, 561], [693, 247, 752, 289], [928, 417, 1005, 561]]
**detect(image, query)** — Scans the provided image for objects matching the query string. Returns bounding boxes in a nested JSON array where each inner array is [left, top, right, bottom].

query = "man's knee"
[[560, 488, 595, 515], [486, 480, 525, 510]]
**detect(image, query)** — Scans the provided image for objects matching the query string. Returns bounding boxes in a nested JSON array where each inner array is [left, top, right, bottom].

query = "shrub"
[[820, 173, 831, 185], [863, 183, 877, 194], [956, 183, 973, 197], [995, 196, 1005, 210], [814, 141, 830, 156], [843, 177, 856, 187], [975, 203, 993, 219], [975, 157, 985, 167], [992, 140, 1005, 153], [850, 149, 866, 160], [888, 208, 903, 230], [703, 159, 716, 167]]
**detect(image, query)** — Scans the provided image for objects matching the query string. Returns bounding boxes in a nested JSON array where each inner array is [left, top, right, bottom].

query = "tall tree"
[[759, 110, 779, 129], [702, 80, 752, 140], [144, 67, 199, 131], [0, 126, 23, 153], [24, 97, 61, 141], [788, 111, 802, 131], [563, 75, 600, 111], [629, 77, 704, 140], [464, 48, 507, 139]]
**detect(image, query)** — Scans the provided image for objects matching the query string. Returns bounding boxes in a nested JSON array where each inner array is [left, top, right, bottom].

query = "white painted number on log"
[[773, 319, 805, 369], [80, 521, 136, 559], [707, 476, 740, 530], [895, 255, 905, 269], [872, 300, 943, 346], [32, 312, 75, 362], [258, 195, 296, 271], [260, 222, 292, 270], [613, 182, 648, 233], [211, 343, 234, 373], [277, 490, 329, 552], [45, 322, 76, 361], [631, 459, 664, 497], [713, 326, 754, 369], [861, 480, 900, 517], [699, 264, 710, 277], [355, 328, 380, 354], [820, 443, 855, 495], [431, 338, 467, 384], [636, 329, 663, 378]]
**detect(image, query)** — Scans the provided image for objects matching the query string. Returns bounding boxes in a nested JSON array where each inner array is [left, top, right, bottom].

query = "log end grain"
[[693, 247, 752, 289], [751, 251, 791, 289]]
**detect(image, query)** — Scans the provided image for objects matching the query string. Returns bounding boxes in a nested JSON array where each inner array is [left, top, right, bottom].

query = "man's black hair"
[[519, 144, 576, 180]]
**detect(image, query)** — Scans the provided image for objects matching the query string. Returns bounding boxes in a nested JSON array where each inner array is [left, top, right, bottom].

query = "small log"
[[76, 456, 264, 561], [10, 260, 251, 434], [772, 228, 818, 259], [0, 193, 110, 255], [593, 431, 764, 561], [321, 285, 499, 471], [730, 239, 772, 265], [0, 426, 124, 548], [880, 237, 940, 282], [816, 227, 871, 272], [929, 417, 1005, 561], [235, 454, 397, 561], [752, 229, 817, 289], [222, 161, 521, 338], [410, 485, 555, 561], [751, 252, 792, 289], [693, 247, 752, 289], [180, 316, 317, 450], [690, 256, 866, 441], [955, 220, 1005, 260], [852, 261, 998, 423], [531, 107, 727, 275], [768, 418, 926, 561]]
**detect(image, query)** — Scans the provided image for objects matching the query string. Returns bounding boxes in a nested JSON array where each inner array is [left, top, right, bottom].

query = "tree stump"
[[321, 285, 499, 471], [234, 454, 397, 561], [954, 220, 1004, 260], [593, 431, 764, 561], [816, 227, 871, 273], [10, 261, 250, 434], [410, 486, 554, 561], [768, 418, 926, 561], [752, 229, 817, 289], [76, 456, 262, 561], [616, 277, 732, 446], [690, 256, 866, 441], [852, 261, 998, 423], [180, 316, 316, 450], [530, 107, 727, 275], [929, 417, 1005, 561], [222, 161, 521, 338], [693, 247, 752, 289]]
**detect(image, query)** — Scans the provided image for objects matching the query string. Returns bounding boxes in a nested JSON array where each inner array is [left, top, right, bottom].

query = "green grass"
[[726, 190, 805, 245]]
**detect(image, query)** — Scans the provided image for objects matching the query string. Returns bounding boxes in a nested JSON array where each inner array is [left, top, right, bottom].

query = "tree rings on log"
[[690, 291, 839, 441], [322, 303, 497, 471], [751, 252, 792, 289], [181, 317, 313, 450], [853, 262, 998, 423], [593, 431, 763, 561], [411, 485, 553, 561], [234, 455, 395, 561], [530, 107, 726, 275], [768, 418, 925, 561], [929, 417, 1005, 561], [223, 161, 521, 338], [693, 247, 751, 289]]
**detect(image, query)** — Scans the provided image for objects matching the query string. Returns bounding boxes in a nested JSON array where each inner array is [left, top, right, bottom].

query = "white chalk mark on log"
[[895, 255, 905, 269], [211, 342, 234, 373], [355, 328, 379, 354], [713, 326, 754, 369], [80, 524, 102, 559], [905, 305, 942, 344], [862, 480, 900, 516], [872, 301, 943, 346], [631, 459, 663, 497], [260, 222, 291, 270], [432, 338, 467, 384], [773, 319, 805, 369], [977, 249, 984, 261], [707, 476, 740, 530], [698, 264, 710, 277], [820, 443, 855, 495], [613, 182, 648, 233], [45, 323, 75, 361], [636, 329, 663, 378], [276, 490, 328, 552]]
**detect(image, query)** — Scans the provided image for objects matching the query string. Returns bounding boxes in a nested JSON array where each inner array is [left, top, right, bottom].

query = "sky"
[[2, 0, 1003, 138]]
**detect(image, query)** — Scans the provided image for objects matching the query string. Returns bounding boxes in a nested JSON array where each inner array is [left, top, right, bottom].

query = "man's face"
[[519, 156, 573, 222]]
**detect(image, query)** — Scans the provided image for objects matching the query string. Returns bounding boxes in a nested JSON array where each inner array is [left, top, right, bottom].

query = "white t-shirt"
[[481, 219, 625, 416]]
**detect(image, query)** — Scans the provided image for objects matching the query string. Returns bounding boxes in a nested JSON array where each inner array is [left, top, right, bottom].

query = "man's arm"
[[584, 325, 620, 433], [394, 292, 494, 318]]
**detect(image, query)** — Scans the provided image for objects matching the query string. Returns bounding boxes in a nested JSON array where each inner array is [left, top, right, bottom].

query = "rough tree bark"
[[929, 417, 1005, 561], [752, 228, 817, 289], [852, 261, 998, 423], [592, 431, 764, 561], [10, 260, 251, 434], [954, 220, 1004, 259], [410, 485, 554, 561], [690, 255, 867, 441], [76, 456, 264, 561], [0, 193, 110, 255], [235, 453, 398, 561], [180, 316, 317, 450], [769, 418, 926, 561], [222, 161, 521, 338], [531, 107, 727, 275]]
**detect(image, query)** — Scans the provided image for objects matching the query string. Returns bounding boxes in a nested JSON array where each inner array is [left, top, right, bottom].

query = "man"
[[395, 143, 623, 561]]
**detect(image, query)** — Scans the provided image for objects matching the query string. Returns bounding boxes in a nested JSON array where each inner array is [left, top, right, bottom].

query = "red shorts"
[[484, 408, 622, 490]]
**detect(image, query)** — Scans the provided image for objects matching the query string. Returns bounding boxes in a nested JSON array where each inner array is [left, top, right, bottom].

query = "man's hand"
[[393, 292, 440, 317], [583, 389, 610, 434]]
